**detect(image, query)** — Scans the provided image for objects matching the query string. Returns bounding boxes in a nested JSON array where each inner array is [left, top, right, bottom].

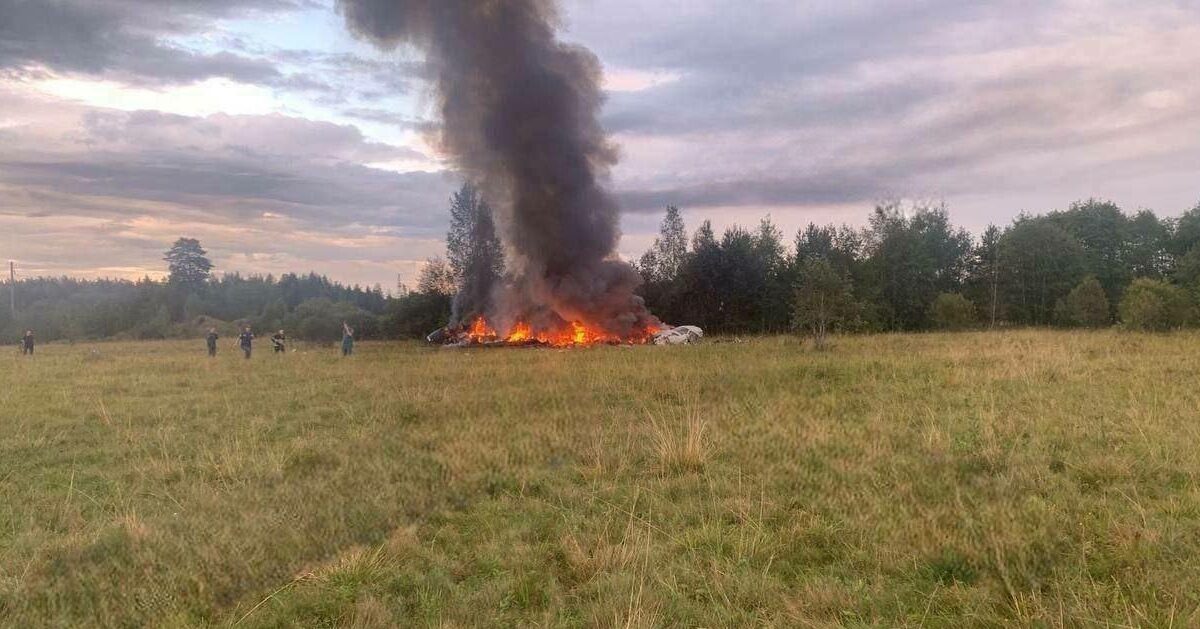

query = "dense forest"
[[0, 267, 391, 344], [5, 186, 1200, 344], [637, 197, 1200, 336]]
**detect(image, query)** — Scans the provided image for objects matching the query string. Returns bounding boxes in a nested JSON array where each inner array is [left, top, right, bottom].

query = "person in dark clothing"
[[206, 327, 219, 357], [271, 330, 286, 353], [341, 322, 354, 357], [238, 327, 254, 359], [22, 330, 34, 355]]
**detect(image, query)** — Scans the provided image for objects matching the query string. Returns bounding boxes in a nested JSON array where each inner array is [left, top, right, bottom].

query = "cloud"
[[3, 0, 1200, 286], [264, 50, 430, 104], [78, 109, 425, 163], [0, 88, 458, 285], [559, 0, 1200, 223], [340, 107, 432, 131], [0, 1, 445, 285], [0, 0, 437, 112], [0, 205, 448, 286], [0, 0, 313, 85]]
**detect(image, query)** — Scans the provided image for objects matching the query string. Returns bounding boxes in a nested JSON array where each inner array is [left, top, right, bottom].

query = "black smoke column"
[[338, 0, 659, 335]]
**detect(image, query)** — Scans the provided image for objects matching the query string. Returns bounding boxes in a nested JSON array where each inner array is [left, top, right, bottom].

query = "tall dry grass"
[[647, 408, 710, 475], [1, 331, 1199, 626]]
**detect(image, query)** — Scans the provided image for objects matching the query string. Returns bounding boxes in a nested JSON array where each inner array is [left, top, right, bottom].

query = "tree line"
[[634, 198, 1200, 339], [2, 187, 505, 345], [395, 188, 1200, 339], [2, 238, 391, 343], [7, 189, 1200, 344]]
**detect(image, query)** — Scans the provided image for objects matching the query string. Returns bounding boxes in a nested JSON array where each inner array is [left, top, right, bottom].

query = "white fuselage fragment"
[[652, 325, 704, 345]]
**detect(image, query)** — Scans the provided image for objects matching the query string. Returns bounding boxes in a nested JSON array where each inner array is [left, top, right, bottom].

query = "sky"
[[1, 0, 1198, 289]]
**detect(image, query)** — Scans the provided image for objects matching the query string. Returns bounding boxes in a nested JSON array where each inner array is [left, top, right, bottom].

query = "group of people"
[[204, 322, 356, 359], [18, 323, 356, 358]]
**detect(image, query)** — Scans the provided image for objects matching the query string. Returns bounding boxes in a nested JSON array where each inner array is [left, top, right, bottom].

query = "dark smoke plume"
[[338, 0, 660, 335]]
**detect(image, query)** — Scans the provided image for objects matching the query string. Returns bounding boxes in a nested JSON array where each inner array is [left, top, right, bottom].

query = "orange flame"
[[571, 321, 588, 345], [467, 317, 497, 342], [462, 317, 656, 347], [506, 321, 532, 342]]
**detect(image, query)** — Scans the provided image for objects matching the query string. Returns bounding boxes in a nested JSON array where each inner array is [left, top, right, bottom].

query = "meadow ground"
[[1, 331, 1199, 627]]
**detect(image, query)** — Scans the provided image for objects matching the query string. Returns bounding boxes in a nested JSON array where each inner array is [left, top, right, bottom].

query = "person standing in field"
[[206, 327, 219, 357], [271, 329, 286, 354], [238, 327, 254, 359], [21, 330, 34, 355], [341, 321, 354, 357]]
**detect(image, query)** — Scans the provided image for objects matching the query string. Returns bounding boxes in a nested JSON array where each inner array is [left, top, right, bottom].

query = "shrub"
[[929, 293, 976, 330], [1055, 276, 1110, 327], [387, 291, 453, 339], [792, 258, 860, 349], [284, 298, 378, 342], [1119, 278, 1193, 331]]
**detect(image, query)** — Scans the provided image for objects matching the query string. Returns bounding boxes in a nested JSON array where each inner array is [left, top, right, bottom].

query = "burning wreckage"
[[426, 319, 703, 348], [339, 0, 703, 348]]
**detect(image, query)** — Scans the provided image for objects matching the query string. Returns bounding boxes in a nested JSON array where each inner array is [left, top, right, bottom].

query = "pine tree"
[[164, 238, 213, 288]]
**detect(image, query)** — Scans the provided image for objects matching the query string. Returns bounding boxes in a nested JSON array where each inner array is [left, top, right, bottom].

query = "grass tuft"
[[648, 408, 711, 475]]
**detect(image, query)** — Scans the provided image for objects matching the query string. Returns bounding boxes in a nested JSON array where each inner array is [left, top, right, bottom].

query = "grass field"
[[2, 331, 1199, 627]]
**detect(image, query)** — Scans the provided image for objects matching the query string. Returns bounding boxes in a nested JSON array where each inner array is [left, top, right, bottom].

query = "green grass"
[[2, 331, 1199, 627]]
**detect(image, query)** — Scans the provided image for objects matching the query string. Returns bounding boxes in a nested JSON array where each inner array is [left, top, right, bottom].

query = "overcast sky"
[[1, 0, 1198, 288]]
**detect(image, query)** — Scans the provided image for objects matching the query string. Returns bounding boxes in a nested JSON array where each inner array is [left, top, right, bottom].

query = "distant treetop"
[[164, 238, 213, 287]]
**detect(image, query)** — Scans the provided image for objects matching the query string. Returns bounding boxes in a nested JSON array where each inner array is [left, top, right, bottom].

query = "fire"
[[467, 317, 497, 342], [506, 321, 532, 342], [454, 317, 654, 347]]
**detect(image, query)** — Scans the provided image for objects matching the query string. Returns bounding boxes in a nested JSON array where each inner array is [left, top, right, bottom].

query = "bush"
[[387, 292, 453, 339], [1055, 276, 1110, 327], [928, 293, 976, 330], [283, 298, 377, 342], [791, 258, 860, 349], [1119, 278, 1193, 331], [131, 305, 173, 340]]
